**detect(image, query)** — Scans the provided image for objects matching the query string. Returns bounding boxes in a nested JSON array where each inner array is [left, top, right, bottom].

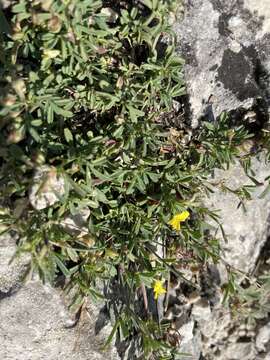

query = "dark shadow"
[[95, 305, 110, 335]]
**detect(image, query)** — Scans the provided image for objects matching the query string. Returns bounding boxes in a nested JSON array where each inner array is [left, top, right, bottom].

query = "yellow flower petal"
[[168, 211, 190, 231], [153, 280, 166, 300], [177, 210, 190, 222], [168, 217, 181, 231]]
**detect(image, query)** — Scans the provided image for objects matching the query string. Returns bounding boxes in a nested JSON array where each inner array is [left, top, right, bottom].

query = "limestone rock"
[[175, 0, 270, 127], [0, 232, 29, 295], [61, 207, 90, 237], [205, 153, 270, 274], [100, 8, 119, 23], [224, 342, 257, 360], [244, 0, 270, 36], [0, 0, 13, 9], [29, 166, 65, 210], [0, 231, 120, 360], [191, 298, 211, 324], [178, 321, 202, 360], [256, 322, 270, 352], [0, 279, 120, 360], [200, 307, 233, 357]]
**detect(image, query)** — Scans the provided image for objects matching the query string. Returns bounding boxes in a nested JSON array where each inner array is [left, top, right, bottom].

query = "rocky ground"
[[1, 0, 270, 359]]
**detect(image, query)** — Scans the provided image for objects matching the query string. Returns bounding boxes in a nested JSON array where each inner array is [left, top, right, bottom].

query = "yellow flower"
[[153, 280, 166, 300], [168, 210, 190, 231]]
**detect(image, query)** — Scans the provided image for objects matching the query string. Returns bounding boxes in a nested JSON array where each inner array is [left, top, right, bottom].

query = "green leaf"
[[90, 167, 111, 182], [31, 119, 43, 127], [126, 178, 136, 195], [66, 247, 79, 262], [64, 128, 73, 143], [12, 3, 26, 13], [92, 156, 107, 166], [47, 104, 54, 123], [93, 188, 108, 203], [136, 176, 146, 192], [204, 122, 215, 131], [87, 200, 99, 209], [126, 105, 145, 123], [148, 172, 160, 183], [141, 0, 153, 10], [29, 127, 41, 142], [53, 255, 70, 277], [65, 175, 87, 197], [102, 319, 120, 350], [113, 125, 124, 139], [51, 102, 73, 118], [259, 182, 270, 199]]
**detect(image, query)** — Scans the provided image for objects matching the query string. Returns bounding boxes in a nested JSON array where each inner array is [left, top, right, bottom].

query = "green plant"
[[230, 275, 270, 323], [0, 0, 262, 358]]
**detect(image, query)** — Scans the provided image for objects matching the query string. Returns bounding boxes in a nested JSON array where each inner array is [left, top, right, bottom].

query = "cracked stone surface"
[[206, 153, 270, 274], [0, 233, 29, 296], [175, 0, 270, 127], [0, 234, 119, 360], [0, 280, 120, 360]]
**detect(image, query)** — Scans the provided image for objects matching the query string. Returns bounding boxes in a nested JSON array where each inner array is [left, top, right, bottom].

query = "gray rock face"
[[61, 207, 91, 237], [175, 0, 270, 127], [0, 281, 119, 360], [206, 153, 270, 274], [0, 234, 119, 360], [173, 3, 270, 359], [256, 322, 270, 353], [0, 233, 29, 295], [193, 154, 270, 359], [224, 342, 257, 360], [178, 321, 202, 360], [0, 0, 13, 9], [199, 306, 259, 359], [168, 109, 270, 358]]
